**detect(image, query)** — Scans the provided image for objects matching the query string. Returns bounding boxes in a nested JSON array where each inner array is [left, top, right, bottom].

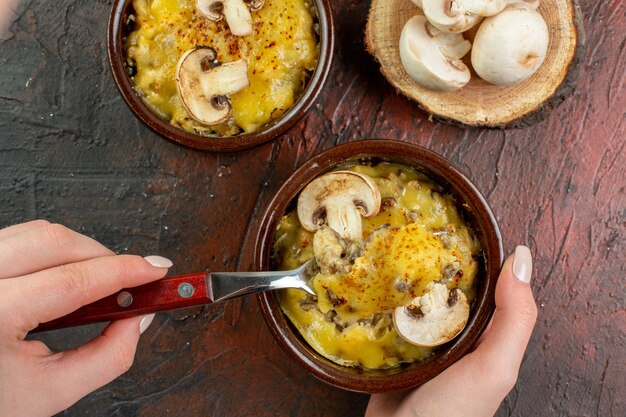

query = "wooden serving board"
[[365, 0, 585, 128]]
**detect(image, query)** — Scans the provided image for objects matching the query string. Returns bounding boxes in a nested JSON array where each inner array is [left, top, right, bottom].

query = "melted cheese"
[[127, 0, 319, 136], [317, 223, 454, 320]]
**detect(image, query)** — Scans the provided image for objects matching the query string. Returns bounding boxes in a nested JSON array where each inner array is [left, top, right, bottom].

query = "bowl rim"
[[107, 0, 335, 152], [254, 139, 503, 393]]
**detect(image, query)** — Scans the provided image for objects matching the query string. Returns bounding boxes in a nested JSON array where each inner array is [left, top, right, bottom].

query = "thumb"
[[365, 247, 538, 417], [471, 245, 538, 386], [41, 314, 156, 414]]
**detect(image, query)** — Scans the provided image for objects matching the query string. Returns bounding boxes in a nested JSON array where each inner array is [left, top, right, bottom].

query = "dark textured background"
[[1, 0, 624, 416]]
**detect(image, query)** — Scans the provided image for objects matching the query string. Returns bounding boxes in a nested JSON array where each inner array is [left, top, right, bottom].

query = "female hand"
[[0, 0, 19, 36], [366, 246, 538, 417], [0, 220, 172, 417]]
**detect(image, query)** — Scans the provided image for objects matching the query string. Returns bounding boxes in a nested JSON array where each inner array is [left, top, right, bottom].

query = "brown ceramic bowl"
[[255, 139, 503, 393], [107, 0, 334, 152]]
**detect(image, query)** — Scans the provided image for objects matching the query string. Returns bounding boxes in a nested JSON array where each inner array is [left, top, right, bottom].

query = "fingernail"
[[144, 255, 173, 268], [512, 245, 533, 284], [139, 314, 155, 334]]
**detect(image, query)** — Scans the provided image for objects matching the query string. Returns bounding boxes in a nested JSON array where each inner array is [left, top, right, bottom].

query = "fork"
[[33, 259, 316, 333]]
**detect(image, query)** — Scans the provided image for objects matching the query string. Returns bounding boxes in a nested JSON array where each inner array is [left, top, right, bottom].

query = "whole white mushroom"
[[400, 15, 472, 92], [471, 2, 549, 86]]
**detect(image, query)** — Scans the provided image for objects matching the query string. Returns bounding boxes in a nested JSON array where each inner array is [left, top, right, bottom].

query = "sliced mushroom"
[[410, 0, 423, 7], [176, 47, 250, 125], [421, 0, 483, 33], [399, 15, 471, 92], [197, 0, 253, 36], [471, 2, 549, 86], [297, 171, 381, 242], [245, 0, 265, 11], [394, 282, 470, 347], [455, 0, 508, 16]]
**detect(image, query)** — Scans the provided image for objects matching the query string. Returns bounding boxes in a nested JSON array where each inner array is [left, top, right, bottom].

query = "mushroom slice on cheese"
[[297, 171, 381, 242], [197, 0, 253, 36], [176, 47, 250, 126], [394, 283, 470, 347]]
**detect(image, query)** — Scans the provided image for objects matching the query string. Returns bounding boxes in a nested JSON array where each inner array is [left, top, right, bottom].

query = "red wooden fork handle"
[[33, 273, 212, 333]]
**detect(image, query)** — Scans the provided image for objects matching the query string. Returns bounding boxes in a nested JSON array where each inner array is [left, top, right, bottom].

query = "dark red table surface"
[[1, 1, 624, 416]]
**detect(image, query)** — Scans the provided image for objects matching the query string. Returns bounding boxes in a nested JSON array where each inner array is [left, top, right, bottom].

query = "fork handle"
[[32, 273, 213, 333]]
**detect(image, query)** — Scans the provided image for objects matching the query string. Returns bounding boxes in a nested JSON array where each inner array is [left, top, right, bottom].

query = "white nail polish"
[[144, 255, 173, 268], [512, 245, 533, 284], [139, 314, 155, 334]]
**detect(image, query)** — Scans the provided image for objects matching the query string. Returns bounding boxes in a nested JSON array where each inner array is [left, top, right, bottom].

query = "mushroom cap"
[[176, 48, 250, 126], [421, 0, 483, 33], [399, 15, 471, 92], [394, 282, 470, 347], [297, 171, 381, 242], [455, 0, 508, 16], [471, 2, 549, 86], [509, 0, 540, 9], [197, 0, 253, 36]]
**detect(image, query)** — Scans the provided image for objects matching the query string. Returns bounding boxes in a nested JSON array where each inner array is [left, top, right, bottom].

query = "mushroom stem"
[[223, 0, 253, 36], [201, 60, 249, 96], [325, 203, 364, 243]]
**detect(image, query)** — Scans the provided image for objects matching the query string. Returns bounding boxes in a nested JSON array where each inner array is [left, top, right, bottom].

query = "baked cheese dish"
[[273, 162, 481, 369], [126, 0, 319, 136]]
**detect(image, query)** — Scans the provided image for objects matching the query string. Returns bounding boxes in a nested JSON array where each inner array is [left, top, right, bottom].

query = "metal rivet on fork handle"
[[117, 291, 133, 307], [178, 282, 194, 298]]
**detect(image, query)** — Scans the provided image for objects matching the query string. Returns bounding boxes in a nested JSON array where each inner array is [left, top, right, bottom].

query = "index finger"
[[0, 220, 51, 241], [4, 255, 170, 334], [0, 223, 114, 279]]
